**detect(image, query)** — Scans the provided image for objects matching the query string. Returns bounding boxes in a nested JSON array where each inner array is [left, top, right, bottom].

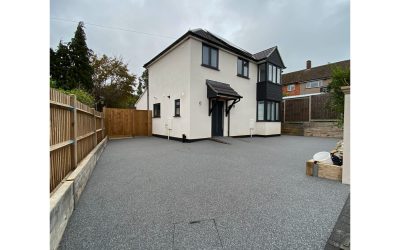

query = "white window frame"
[[287, 84, 295, 91], [306, 80, 321, 89]]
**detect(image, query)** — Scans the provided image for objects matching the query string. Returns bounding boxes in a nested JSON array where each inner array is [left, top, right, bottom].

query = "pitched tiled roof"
[[252, 46, 277, 60], [144, 28, 279, 67], [282, 60, 350, 85], [206, 79, 242, 98]]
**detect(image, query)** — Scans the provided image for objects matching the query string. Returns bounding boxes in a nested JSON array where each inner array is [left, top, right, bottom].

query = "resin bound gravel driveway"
[[59, 135, 349, 250]]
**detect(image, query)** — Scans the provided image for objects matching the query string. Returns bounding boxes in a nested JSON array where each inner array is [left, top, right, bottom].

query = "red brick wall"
[[282, 83, 300, 96]]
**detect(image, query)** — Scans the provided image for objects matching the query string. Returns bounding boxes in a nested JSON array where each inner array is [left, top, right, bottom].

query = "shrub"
[[56, 88, 95, 107]]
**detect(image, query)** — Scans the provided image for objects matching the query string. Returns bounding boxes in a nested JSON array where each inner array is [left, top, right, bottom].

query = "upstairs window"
[[237, 58, 249, 78], [153, 103, 160, 118], [306, 80, 321, 88], [258, 63, 266, 82], [174, 99, 180, 117], [202, 44, 218, 69], [267, 64, 281, 84], [287, 84, 295, 91]]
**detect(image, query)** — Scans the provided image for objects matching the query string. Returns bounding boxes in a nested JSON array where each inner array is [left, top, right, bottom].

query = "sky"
[[50, 0, 350, 76]]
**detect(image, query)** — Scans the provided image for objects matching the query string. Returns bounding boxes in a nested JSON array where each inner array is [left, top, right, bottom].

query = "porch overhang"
[[206, 79, 242, 116]]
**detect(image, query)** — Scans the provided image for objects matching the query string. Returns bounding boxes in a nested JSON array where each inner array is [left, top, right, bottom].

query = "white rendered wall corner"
[[146, 38, 191, 138]]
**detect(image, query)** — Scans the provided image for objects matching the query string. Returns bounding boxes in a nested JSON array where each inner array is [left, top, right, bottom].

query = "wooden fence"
[[282, 94, 338, 122], [104, 108, 152, 138], [50, 88, 105, 192]]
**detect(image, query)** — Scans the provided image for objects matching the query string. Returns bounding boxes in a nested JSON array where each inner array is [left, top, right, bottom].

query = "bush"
[[57, 88, 95, 107]]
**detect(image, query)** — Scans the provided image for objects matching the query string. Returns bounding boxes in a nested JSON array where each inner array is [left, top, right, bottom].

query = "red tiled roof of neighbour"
[[282, 60, 350, 85]]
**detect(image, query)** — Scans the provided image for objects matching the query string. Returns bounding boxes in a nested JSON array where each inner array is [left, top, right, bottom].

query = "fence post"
[[308, 96, 312, 122], [92, 108, 97, 146], [70, 95, 78, 169], [101, 112, 105, 140], [283, 100, 286, 123]]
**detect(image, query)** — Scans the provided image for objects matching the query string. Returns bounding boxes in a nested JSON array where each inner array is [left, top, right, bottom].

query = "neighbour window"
[[257, 100, 280, 121], [202, 44, 218, 69], [153, 103, 160, 118], [174, 99, 180, 117], [258, 63, 266, 82], [237, 58, 249, 78], [287, 84, 295, 91], [306, 80, 321, 88]]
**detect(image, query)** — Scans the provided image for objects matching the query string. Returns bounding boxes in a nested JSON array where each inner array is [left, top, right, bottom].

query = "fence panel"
[[311, 94, 338, 120], [104, 108, 152, 138], [50, 88, 105, 192], [284, 97, 309, 122]]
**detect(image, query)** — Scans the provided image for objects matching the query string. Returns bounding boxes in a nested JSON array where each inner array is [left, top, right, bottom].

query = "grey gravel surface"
[[59, 135, 349, 250]]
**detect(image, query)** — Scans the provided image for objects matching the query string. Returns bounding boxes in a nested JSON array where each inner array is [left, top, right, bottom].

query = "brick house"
[[282, 60, 350, 97]]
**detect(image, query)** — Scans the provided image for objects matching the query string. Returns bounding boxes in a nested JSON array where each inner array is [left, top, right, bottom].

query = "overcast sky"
[[50, 0, 349, 76]]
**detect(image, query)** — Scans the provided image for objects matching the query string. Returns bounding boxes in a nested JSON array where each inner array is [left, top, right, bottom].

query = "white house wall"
[[143, 36, 282, 140], [189, 38, 280, 139], [146, 38, 191, 138], [135, 91, 147, 110]]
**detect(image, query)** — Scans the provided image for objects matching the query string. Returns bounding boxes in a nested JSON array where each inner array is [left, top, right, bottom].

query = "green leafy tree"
[[327, 65, 350, 127], [136, 69, 148, 96], [91, 54, 136, 109], [50, 42, 74, 89], [56, 88, 95, 107], [68, 22, 94, 91]]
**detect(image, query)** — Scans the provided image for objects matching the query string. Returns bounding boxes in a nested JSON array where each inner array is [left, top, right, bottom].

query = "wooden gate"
[[104, 108, 152, 138]]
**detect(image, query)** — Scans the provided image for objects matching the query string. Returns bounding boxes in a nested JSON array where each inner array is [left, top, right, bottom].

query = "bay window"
[[257, 100, 280, 121]]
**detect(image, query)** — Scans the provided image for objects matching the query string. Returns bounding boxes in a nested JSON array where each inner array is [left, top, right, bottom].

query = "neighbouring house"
[[282, 59, 350, 97], [135, 28, 285, 141]]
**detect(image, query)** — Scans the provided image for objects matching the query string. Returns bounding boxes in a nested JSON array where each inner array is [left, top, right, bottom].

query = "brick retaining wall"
[[282, 122, 343, 138]]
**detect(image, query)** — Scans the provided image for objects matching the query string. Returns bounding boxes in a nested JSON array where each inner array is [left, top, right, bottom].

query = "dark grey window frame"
[[202, 43, 219, 70], [256, 100, 281, 122], [237, 57, 249, 79], [174, 99, 180, 117], [258, 62, 282, 85], [153, 103, 161, 118]]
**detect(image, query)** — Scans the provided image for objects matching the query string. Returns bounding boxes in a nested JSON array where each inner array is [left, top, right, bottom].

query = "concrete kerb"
[[66, 137, 108, 203], [50, 136, 108, 250]]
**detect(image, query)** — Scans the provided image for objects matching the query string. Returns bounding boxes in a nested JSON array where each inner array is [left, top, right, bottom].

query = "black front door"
[[212, 101, 224, 136]]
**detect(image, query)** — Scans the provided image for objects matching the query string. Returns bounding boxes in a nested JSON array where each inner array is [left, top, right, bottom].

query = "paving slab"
[[59, 135, 350, 249]]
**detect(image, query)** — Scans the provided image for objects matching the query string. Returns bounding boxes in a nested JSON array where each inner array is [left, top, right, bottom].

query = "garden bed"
[[306, 159, 342, 181]]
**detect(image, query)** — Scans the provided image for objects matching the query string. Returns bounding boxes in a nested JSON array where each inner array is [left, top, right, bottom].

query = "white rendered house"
[[135, 28, 285, 142]]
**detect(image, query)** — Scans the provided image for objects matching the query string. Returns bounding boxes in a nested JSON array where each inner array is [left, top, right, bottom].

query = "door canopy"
[[206, 79, 242, 116]]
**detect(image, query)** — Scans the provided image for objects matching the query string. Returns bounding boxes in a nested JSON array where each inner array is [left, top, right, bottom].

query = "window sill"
[[153, 116, 161, 118], [201, 64, 219, 71], [237, 74, 249, 80], [173, 115, 181, 117], [256, 120, 281, 122]]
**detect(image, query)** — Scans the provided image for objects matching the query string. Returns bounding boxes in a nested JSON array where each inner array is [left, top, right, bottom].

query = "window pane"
[[266, 102, 271, 120], [202, 45, 209, 65], [268, 64, 273, 81], [237, 59, 243, 75], [277, 68, 281, 84], [243, 62, 248, 77], [259, 64, 266, 81], [275, 102, 279, 120], [270, 102, 275, 120], [210, 48, 217, 67], [257, 101, 264, 120]]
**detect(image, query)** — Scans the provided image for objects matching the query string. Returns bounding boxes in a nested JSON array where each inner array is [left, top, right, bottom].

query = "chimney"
[[306, 60, 311, 69]]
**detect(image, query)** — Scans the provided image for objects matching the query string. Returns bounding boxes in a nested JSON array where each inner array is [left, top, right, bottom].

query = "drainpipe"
[[228, 112, 230, 137], [146, 72, 149, 111]]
